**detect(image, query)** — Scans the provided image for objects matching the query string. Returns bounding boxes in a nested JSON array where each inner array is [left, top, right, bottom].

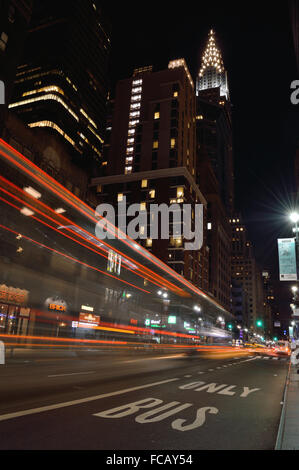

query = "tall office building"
[[197, 154, 231, 310], [0, 0, 33, 133], [196, 29, 234, 215], [195, 30, 234, 311], [197, 29, 229, 100], [91, 60, 210, 291], [230, 215, 265, 333], [8, 1, 111, 168]]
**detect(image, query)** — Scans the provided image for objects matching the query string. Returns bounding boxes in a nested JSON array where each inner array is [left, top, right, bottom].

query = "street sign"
[[277, 238, 297, 281]]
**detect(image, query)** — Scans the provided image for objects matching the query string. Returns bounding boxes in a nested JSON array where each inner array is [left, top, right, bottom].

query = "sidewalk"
[[276, 362, 299, 450]]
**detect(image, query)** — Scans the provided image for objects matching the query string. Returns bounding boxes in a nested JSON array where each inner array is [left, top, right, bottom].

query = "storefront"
[[0, 284, 30, 335]]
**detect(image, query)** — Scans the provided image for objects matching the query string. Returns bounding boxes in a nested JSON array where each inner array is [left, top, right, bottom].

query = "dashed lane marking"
[[0, 378, 180, 423]]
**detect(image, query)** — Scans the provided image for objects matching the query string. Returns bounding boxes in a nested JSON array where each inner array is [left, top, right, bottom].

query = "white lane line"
[[198, 371, 205, 374], [208, 369, 214, 371], [0, 377, 179, 423], [184, 375, 192, 378], [123, 354, 185, 363], [48, 371, 95, 378]]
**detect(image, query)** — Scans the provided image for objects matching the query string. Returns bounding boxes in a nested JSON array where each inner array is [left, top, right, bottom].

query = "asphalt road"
[[0, 350, 289, 450]]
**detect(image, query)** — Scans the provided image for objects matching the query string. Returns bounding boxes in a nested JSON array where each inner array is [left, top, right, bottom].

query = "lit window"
[[177, 187, 184, 198], [23, 86, 65, 98], [129, 111, 140, 118], [28, 121, 75, 146], [207, 223, 212, 230], [154, 112, 160, 119], [170, 237, 182, 247], [117, 193, 124, 202], [127, 138, 135, 144], [173, 91, 178, 97], [153, 141, 159, 149], [171, 138, 176, 148], [0, 32, 8, 51], [146, 238, 152, 247], [10, 94, 79, 122], [131, 94, 141, 102], [140, 202, 146, 211], [141, 179, 148, 188], [132, 80, 142, 86], [126, 147, 134, 154], [130, 103, 141, 110], [132, 86, 142, 94], [149, 189, 155, 198], [128, 129, 135, 135], [125, 156, 133, 164], [125, 166, 132, 174]]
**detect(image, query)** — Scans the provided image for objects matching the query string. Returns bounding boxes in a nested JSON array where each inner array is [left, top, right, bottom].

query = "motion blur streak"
[[0, 178, 184, 295], [0, 139, 229, 311], [0, 222, 152, 294]]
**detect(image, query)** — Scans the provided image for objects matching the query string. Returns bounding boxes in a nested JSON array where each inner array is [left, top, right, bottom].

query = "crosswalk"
[[256, 356, 288, 361]]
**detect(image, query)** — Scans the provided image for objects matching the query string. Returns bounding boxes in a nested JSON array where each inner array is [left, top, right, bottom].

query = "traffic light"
[[256, 319, 263, 327], [227, 323, 233, 330]]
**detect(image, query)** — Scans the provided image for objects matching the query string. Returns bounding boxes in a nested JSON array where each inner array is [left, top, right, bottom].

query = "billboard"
[[277, 238, 297, 281]]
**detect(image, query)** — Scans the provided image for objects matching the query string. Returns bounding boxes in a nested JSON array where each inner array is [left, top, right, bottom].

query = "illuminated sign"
[[107, 250, 122, 275], [49, 304, 66, 312], [79, 313, 100, 326], [168, 316, 176, 324], [277, 238, 297, 281], [0, 285, 28, 305]]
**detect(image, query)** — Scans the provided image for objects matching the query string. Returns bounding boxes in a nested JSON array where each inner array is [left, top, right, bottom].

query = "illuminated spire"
[[199, 29, 225, 77], [197, 29, 229, 100]]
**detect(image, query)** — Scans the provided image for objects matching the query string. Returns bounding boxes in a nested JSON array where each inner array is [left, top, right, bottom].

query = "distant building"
[[0, 0, 33, 133], [91, 61, 210, 291], [8, 0, 111, 170], [230, 215, 265, 333], [195, 29, 233, 311], [197, 29, 229, 100], [196, 29, 234, 215]]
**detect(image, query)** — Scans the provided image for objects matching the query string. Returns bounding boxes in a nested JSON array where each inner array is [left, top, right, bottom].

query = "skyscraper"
[[195, 29, 234, 311], [8, 1, 111, 167], [0, 0, 33, 133], [91, 60, 210, 291], [230, 215, 265, 333], [197, 29, 229, 101]]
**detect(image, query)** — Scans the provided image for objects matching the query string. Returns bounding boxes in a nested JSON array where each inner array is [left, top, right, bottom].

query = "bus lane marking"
[[0, 377, 180, 422], [93, 397, 219, 432], [178, 381, 261, 397]]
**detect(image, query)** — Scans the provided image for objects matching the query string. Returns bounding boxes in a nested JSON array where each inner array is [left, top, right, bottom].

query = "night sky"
[[104, 1, 299, 319]]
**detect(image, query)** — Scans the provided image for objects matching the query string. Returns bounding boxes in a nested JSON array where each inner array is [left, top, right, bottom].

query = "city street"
[[0, 351, 289, 450]]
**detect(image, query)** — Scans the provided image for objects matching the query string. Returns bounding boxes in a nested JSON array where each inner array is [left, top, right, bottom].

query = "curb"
[[275, 360, 292, 450]]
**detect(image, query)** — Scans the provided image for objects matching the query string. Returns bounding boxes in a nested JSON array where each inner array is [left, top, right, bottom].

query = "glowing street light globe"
[[290, 212, 299, 224]]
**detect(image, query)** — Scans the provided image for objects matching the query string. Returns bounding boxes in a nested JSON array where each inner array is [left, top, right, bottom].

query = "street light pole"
[[290, 213, 299, 341]]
